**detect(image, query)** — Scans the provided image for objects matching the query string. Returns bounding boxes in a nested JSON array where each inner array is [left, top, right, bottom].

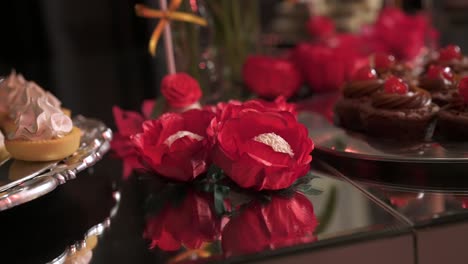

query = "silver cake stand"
[[0, 116, 112, 211]]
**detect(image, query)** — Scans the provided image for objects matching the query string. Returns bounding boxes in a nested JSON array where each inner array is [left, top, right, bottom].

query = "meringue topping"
[[11, 95, 72, 140]]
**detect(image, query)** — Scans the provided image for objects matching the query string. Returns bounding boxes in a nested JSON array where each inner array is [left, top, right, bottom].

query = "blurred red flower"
[[243, 55, 303, 99], [111, 99, 155, 178], [161, 73, 202, 108]]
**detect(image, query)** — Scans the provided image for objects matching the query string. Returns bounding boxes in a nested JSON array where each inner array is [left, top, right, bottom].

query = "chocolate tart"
[[334, 79, 384, 131], [435, 98, 468, 141], [418, 75, 457, 106], [360, 87, 439, 140]]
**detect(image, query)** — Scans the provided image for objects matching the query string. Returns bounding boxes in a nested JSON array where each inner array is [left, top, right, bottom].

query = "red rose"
[[132, 109, 214, 182], [222, 192, 318, 256], [210, 103, 313, 190], [306, 16, 335, 40], [243, 55, 303, 99], [111, 99, 155, 178], [161, 73, 202, 108], [291, 43, 368, 93], [144, 190, 222, 251]]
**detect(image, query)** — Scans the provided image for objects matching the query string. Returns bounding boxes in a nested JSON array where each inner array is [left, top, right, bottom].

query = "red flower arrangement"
[[112, 73, 314, 191]]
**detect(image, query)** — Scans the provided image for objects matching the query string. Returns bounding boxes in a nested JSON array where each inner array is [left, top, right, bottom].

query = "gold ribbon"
[[135, 0, 208, 56]]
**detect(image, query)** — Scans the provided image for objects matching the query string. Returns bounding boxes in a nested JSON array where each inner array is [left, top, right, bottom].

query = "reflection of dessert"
[[335, 66, 384, 131], [418, 65, 457, 106], [435, 77, 468, 140], [361, 76, 439, 140], [4, 94, 81, 161], [65, 235, 98, 264]]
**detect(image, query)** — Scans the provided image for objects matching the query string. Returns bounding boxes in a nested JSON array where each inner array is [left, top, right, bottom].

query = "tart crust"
[[5, 127, 81, 161]]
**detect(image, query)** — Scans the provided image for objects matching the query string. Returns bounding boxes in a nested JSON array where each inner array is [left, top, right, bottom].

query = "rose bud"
[[161, 73, 202, 111], [210, 103, 313, 190], [132, 109, 214, 182], [243, 55, 303, 99]]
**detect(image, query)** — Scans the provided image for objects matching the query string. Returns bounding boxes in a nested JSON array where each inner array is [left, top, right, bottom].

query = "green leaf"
[[213, 184, 230, 215]]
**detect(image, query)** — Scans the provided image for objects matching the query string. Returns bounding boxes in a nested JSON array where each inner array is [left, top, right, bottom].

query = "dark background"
[[0, 0, 465, 126]]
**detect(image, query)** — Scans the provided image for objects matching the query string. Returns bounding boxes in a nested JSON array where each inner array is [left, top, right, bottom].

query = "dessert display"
[[335, 66, 384, 131], [435, 77, 468, 141], [360, 76, 439, 140], [0, 71, 81, 162], [334, 46, 468, 142]]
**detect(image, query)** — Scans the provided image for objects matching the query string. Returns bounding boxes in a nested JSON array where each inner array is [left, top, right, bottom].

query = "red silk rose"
[[210, 102, 313, 190], [111, 99, 155, 178], [161, 73, 202, 108], [292, 43, 368, 93], [132, 109, 214, 182], [222, 192, 318, 256], [242, 55, 303, 99], [306, 16, 335, 40], [144, 190, 222, 251]]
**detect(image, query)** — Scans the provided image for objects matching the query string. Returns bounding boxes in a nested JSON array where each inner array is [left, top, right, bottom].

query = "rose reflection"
[[222, 192, 318, 257], [144, 190, 318, 261], [144, 190, 222, 252]]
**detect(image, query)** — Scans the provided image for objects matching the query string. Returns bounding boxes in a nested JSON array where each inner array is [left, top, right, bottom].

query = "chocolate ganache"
[[371, 87, 432, 110], [343, 79, 384, 98]]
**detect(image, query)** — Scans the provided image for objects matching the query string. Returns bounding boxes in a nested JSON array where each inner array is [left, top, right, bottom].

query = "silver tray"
[[299, 111, 468, 163], [0, 116, 112, 211]]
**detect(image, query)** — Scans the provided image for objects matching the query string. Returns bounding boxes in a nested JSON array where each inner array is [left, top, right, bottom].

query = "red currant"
[[353, 66, 377, 81], [438, 45, 462, 62], [426, 65, 454, 81], [374, 52, 396, 69], [458, 77, 468, 103], [384, 76, 408, 94]]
